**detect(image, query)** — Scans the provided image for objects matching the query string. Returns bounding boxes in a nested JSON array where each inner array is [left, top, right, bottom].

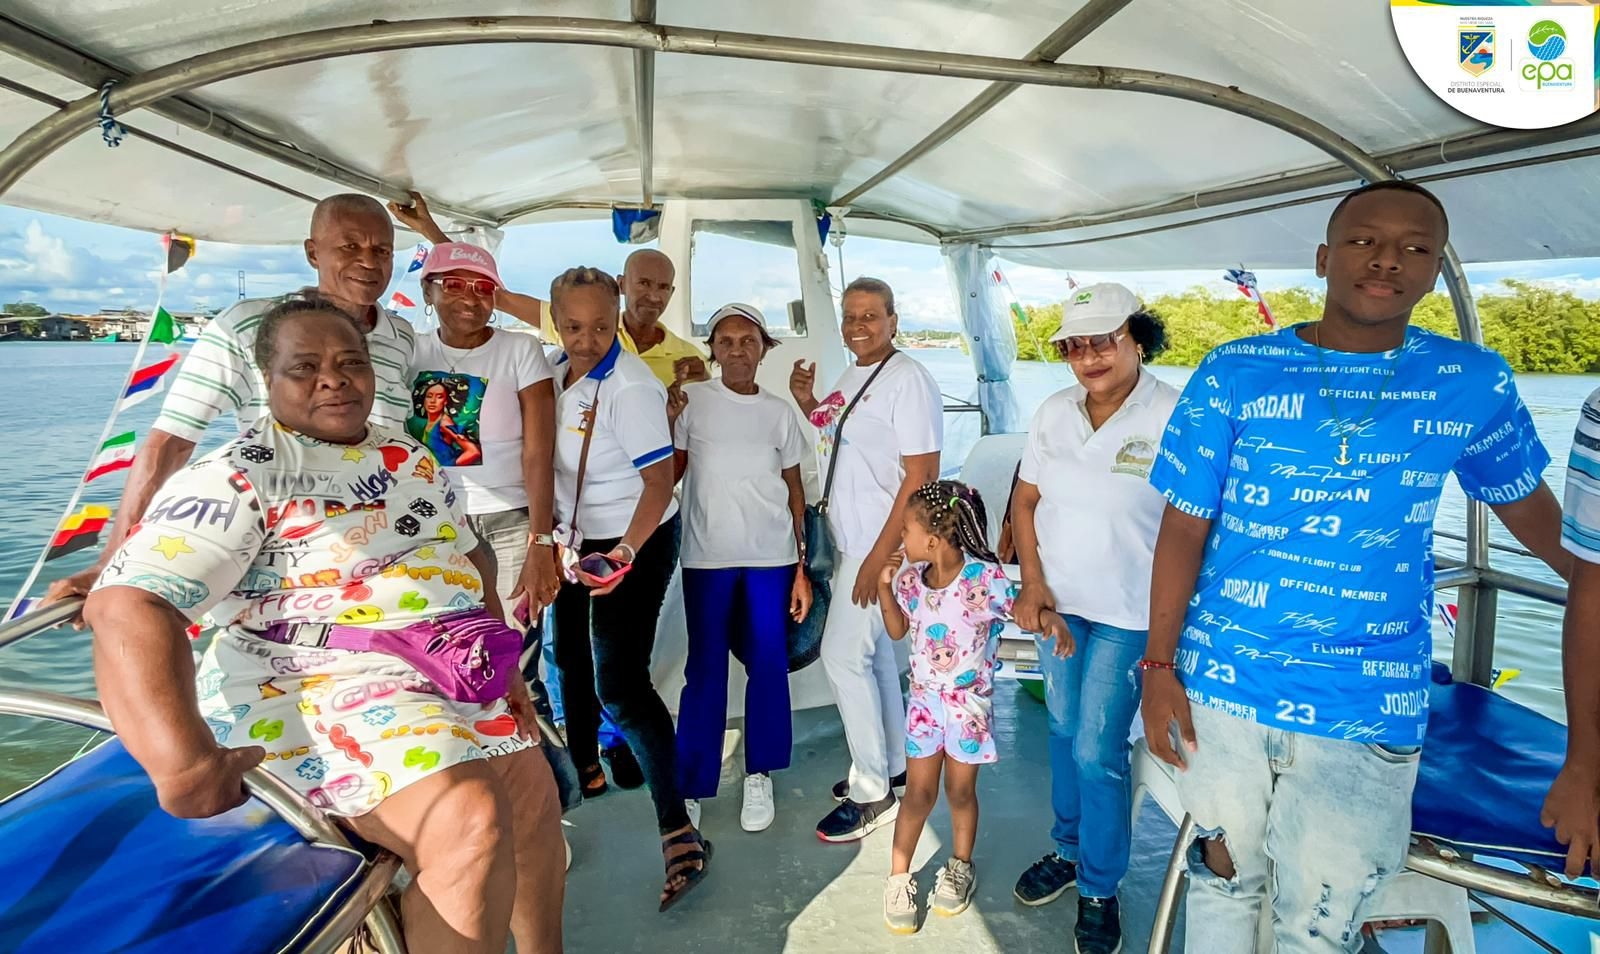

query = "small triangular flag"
[[164, 233, 196, 274], [148, 306, 178, 345]]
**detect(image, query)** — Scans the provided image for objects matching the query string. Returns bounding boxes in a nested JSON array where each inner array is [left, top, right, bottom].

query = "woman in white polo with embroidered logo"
[[1008, 283, 1179, 954]]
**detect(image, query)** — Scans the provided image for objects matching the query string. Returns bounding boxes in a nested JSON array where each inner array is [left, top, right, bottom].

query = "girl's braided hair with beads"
[[910, 480, 999, 565]]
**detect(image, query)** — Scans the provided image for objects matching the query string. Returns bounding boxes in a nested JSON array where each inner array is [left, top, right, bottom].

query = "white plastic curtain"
[[941, 241, 1023, 435]]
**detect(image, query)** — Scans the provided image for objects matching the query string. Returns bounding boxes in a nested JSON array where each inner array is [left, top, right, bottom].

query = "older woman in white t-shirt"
[[789, 277, 943, 843], [407, 242, 560, 632], [1008, 284, 1179, 954], [672, 303, 813, 835]]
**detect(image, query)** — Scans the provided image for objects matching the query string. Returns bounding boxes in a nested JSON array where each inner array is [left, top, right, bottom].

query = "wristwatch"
[[532, 532, 555, 547]]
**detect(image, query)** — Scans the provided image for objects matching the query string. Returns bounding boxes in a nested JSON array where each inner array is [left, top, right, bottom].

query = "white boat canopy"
[[0, 0, 1597, 271]]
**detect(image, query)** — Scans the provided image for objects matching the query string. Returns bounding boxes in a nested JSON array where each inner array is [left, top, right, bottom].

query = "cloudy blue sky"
[[4, 204, 1600, 330]]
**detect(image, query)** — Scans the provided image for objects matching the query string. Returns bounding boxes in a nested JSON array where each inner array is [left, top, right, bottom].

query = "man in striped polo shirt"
[[46, 193, 414, 605]]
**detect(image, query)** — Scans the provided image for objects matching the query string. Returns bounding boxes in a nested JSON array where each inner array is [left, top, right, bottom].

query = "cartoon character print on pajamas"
[[893, 558, 1016, 764]]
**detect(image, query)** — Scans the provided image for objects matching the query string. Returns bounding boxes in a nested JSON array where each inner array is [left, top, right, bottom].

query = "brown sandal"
[[658, 827, 713, 912], [579, 762, 608, 798]]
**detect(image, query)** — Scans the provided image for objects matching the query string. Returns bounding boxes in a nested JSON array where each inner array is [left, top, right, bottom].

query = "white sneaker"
[[931, 857, 976, 917], [685, 798, 702, 828], [740, 773, 775, 832], [884, 873, 919, 935]]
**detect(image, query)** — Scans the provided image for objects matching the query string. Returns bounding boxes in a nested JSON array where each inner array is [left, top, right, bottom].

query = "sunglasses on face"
[[429, 276, 498, 297], [1062, 331, 1126, 359]]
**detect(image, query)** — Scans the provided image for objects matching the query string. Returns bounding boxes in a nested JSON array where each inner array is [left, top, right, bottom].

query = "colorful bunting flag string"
[[5, 232, 193, 621], [991, 265, 1055, 364], [387, 291, 416, 311], [405, 244, 427, 274], [1224, 266, 1277, 330], [45, 506, 113, 563], [118, 353, 181, 412], [86, 431, 137, 483]]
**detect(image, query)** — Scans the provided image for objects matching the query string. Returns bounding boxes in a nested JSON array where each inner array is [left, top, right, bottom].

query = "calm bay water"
[[0, 342, 1589, 793]]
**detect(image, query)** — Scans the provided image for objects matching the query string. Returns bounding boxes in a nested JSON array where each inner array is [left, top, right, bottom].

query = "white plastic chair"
[[1130, 738, 1476, 954]]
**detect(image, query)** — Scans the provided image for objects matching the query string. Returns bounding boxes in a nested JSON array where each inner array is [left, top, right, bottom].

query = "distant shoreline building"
[[0, 307, 215, 342]]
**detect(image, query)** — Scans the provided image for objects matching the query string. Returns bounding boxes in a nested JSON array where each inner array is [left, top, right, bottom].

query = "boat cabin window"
[[687, 220, 806, 338]]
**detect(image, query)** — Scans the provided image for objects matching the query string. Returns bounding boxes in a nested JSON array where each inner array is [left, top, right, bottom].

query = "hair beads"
[[910, 480, 999, 565]]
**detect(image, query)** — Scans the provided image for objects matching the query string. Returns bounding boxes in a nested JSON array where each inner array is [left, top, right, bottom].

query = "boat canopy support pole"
[[0, 16, 1414, 204], [631, 0, 657, 207], [831, 0, 1135, 208], [983, 137, 1600, 255], [942, 242, 1024, 434], [1441, 250, 1497, 689], [0, 12, 497, 227]]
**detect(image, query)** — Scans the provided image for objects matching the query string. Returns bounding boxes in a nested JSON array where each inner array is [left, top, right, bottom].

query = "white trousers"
[[819, 554, 908, 803]]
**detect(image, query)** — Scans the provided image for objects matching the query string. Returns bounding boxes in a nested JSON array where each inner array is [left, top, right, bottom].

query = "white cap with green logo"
[[1048, 283, 1141, 341]]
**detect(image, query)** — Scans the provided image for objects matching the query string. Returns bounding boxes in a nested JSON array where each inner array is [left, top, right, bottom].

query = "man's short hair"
[[1326, 181, 1450, 241], [310, 193, 389, 235]]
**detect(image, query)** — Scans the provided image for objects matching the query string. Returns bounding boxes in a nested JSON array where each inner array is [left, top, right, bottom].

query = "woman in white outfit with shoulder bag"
[[789, 276, 943, 843]]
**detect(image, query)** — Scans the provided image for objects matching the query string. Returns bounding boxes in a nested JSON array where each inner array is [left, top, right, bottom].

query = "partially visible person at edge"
[[1009, 283, 1180, 954], [789, 276, 943, 843], [1541, 390, 1600, 879], [389, 193, 710, 388], [82, 298, 563, 954], [672, 303, 812, 835], [546, 266, 710, 910], [1141, 180, 1570, 954], [45, 193, 412, 610]]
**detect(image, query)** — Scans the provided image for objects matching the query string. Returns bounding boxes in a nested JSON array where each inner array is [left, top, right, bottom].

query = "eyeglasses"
[[429, 276, 498, 297], [1061, 331, 1126, 359]]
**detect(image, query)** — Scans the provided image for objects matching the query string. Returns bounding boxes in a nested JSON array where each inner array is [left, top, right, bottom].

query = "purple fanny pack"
[[260, 607, 521, 704]]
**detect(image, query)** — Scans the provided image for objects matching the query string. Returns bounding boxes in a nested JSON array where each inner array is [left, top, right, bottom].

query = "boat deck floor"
[[557, 681, 1598, 953]]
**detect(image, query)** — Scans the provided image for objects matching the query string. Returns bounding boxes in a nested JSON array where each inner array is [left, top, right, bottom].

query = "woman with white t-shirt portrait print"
[[672, 303, 813, 836], [790, 276, 943, 844], [408, 243, 561, 659], [1008, 284, 1178, 954], [546, 266, 710, 912]]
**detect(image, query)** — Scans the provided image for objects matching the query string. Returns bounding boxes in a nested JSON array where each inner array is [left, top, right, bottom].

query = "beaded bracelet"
[[1136, 659, 1178, 673]]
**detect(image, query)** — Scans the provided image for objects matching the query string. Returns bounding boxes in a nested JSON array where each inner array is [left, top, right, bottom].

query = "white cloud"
[[21, 220, 75, 282]]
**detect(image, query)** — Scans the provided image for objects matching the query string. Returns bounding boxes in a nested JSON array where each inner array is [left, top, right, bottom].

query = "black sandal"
[[658, 827, 713, 913], [579, 762, 608, 798]]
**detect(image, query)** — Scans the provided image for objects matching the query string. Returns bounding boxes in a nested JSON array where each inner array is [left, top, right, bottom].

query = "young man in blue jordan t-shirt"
[[1142, 181, 1571, 954]]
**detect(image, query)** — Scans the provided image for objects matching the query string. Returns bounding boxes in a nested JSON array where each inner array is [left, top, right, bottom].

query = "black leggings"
[[552, 515, 688, 832]]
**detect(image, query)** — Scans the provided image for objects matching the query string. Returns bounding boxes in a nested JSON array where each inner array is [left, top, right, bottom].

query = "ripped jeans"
[[1177, 703, 1420, 954]]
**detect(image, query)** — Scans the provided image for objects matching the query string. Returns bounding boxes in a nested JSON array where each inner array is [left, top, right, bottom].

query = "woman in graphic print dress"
[[85, 296, 563, 954]]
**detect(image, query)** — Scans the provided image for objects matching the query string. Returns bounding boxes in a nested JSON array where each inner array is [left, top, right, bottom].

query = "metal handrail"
[[1407, 839, 1600, 920], [0, 687, 406, 954], [0, 596, 83, 650], [296, 858, 406, 954], [0, 689, 340, 844], [1434, 528, 1537, 561]]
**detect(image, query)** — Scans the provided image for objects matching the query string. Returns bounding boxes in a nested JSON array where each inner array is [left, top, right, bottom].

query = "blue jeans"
[[1037, 615, 1146, 899], [1177, 703, 1419, 954], [675, 566, 794, 798]]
